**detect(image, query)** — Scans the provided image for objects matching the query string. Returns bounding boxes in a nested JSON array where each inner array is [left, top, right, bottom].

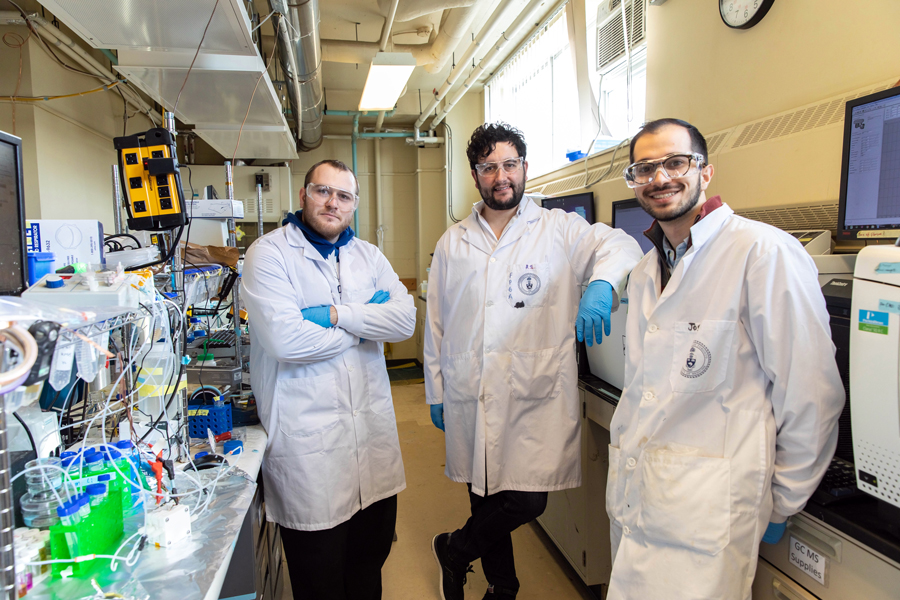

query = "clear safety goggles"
[[306, 183, 359, 208], [474, 156, 525, 178], [623, 153, 705, 188]]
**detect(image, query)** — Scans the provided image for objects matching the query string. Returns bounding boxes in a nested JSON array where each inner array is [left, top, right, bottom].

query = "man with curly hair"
[[424, 122, 643, 600]]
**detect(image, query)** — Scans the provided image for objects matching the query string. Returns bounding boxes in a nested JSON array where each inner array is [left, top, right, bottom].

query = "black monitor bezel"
[[541, 191, 595, 224], [837, 85, 900, 241], [611, 198, 648, 229], [0, 130, 27, 296]]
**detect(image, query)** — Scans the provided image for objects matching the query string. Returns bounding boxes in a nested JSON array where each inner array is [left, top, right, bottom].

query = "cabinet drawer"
[[758, 512, 900, 600], [752, 558, 819, 600]]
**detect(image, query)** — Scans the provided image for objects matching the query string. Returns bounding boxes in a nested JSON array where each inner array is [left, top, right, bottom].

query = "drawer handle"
[[788, 518, 842, 562], [773, 579, 807, 600]]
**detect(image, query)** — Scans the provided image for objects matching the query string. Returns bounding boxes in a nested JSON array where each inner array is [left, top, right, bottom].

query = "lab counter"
[[559, 375, 900, 600], [25, 425, 273, 600]]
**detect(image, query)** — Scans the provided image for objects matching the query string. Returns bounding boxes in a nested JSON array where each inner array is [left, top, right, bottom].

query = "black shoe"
[[433, 532, 473, 600], [481, 585, 518, 600]]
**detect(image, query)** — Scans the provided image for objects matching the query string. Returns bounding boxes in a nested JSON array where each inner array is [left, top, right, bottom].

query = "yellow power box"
[[114, 128, 187, 231]]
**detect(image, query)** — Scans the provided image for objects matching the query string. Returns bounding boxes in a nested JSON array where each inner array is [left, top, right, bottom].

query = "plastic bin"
[[27, 252, 55, 286], [188, 404, 232, 438]]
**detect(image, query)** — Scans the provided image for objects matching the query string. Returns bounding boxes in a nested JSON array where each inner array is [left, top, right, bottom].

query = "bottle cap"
[[115, 440, 133, 450], [85, 483, 107, 496], [45, 276, 64, 289], [194, 451, 209, 459], [85, 453, 103, 464]]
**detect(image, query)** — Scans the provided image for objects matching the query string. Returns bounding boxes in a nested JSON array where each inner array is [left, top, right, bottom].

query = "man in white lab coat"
[[242, 159, 416, 600], [606, 119, 845, 600], [425, 123, 643, 600]]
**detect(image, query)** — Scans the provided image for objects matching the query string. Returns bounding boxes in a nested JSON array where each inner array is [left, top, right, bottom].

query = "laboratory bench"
[[24, 424, 281, 600], [536, 374, 900, 600]]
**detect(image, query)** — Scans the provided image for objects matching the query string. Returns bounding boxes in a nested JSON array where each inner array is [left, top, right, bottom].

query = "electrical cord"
[[105, 233, 142, 248], [12, 411, 37, 457], [172, 0, 221, 116], [126, 224, 184, 271], [446, 122, 460, 223]]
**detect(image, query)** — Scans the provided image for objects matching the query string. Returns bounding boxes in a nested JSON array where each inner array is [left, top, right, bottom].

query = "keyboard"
[[810, 456, 865, 506]]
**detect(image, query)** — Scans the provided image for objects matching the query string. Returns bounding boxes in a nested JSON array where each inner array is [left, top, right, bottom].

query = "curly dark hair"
[[465, 122, 527, 170]]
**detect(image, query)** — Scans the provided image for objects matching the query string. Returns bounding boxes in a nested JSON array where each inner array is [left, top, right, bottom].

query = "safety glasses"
[[473, 157, 525, 178], [623, 153, 705, 188], [306, 183, 359, 208]]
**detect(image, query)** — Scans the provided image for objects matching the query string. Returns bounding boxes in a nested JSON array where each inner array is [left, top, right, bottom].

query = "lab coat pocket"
[[510, 347, 561, 401], [606, 445, 623, 523], [442, 351, 480, 403], [365, 357, 394, 414], [276, 373, 339, 454], [669, 320, 736, 394], [506, 262, 550, 308], [638, 451, 731, 556]]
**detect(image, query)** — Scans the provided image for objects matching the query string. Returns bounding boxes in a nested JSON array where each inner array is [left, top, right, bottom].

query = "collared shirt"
[[643, 195, 724, 290], [474, 199, 527, 250]]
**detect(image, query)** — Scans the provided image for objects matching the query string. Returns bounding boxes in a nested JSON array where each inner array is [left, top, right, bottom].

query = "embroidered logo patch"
[[518, 273, 541, 295], [681, 340, 711, 378]]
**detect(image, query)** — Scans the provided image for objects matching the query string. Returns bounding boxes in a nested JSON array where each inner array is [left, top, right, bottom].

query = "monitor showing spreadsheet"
[[611, 199, 654, 254], [838, 86, 900, 240]]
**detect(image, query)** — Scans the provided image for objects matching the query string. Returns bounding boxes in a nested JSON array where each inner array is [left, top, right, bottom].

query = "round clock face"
[[719, 0, 775, 29]]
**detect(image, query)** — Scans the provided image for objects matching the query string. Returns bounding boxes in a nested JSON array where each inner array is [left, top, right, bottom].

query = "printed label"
[[878, 299, 900, 314], [859, 310, 889, 335], [789, 536, 826, 586]]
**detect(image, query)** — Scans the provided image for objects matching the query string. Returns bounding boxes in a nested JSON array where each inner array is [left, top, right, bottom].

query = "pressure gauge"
[[719, 0, 775, 29]]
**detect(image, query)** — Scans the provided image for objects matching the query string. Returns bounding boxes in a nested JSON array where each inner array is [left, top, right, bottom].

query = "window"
[[484, 7, 581, 176]]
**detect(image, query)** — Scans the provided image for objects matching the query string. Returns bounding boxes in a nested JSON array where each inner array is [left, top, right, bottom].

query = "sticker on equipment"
[[789, 536, 826, 586], [859, 310, 889, 335]]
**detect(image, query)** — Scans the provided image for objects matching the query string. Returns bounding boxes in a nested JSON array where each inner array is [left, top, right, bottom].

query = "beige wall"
[[444, 92, 486, 229]]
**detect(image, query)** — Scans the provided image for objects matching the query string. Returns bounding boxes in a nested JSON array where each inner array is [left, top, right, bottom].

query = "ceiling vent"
[[596, 0, 646, 73]]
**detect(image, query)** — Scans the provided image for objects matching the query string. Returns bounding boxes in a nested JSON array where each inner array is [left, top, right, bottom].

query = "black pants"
[[280, 495, 397, 600], [447, 486, 548, 593]]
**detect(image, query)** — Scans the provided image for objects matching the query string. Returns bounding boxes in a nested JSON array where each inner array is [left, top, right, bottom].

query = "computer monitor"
[[0, 130, 27, 295], [837, 86, 900, 241], [611, 199, 654, 254], [542, 192, 595, 224]]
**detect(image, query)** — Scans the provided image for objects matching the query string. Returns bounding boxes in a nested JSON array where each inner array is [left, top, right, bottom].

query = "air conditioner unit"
[[596, 0, 647, 73]]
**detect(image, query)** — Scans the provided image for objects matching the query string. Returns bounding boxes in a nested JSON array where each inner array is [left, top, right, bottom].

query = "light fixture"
[[359, 52, 416, 111]]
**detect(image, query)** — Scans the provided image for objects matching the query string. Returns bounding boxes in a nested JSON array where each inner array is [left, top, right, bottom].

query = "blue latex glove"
[[761, 521, 787, 544], [430, 404, 445, 431], [301, 305, 334, 328], [576, 280, 614, 347], [368, 290, 390, 304]]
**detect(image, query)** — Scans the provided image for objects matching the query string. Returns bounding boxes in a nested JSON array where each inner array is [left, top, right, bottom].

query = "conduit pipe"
[[415, 0, 525, 130], [376, 0, 478, 22], [429, 0, 547, 129], [0, 11, 161, 125], [270, 0, 304, 146], [374, 0, 400, 250]]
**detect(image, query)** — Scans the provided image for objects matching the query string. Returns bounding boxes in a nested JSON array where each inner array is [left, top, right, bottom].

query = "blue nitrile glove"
[[368, 290, 390, 304], [576, 280, 614, 347], [301, 305, 334, 328], [430, 404, 445, 431], [761, 521, 787, 544]]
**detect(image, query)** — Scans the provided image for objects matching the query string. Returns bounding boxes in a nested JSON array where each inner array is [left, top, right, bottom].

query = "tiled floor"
[[280, 382, 594, 599]]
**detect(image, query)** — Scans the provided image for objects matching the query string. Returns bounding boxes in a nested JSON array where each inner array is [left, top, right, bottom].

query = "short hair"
[[629, 118, 709, 164], [304, 159, 359, 195], [466, 122, 527, 170]]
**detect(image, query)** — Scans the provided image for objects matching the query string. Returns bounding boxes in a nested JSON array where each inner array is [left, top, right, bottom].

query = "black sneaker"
[[433, 532, 473, 600], [481, 585, 518, 600]]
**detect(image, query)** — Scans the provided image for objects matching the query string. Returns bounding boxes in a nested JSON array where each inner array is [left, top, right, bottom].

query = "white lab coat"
[[242, 223, 415, 531], [424, 197, 643, 496], [606, 203, 844, 600]]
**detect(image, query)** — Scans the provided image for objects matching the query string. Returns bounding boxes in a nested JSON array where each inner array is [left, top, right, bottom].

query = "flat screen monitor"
[[0, 131, 27, 295], [838, 86, 900, 241], [611, 199, 654, 254], [542, 192, 595, 224]]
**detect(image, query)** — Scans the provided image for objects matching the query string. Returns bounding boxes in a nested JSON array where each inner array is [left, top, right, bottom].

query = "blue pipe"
[[100, 49, 117, 65]]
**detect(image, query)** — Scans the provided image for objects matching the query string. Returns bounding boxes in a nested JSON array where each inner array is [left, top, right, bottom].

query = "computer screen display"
[[611, 199, 654, 254], [838, 86, 900, 240], [541, 192, 595, 224], [0, 131, 27, 295]]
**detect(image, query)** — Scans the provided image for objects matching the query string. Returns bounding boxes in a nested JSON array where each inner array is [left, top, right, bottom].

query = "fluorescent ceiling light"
[[359, 52, 416, 111]]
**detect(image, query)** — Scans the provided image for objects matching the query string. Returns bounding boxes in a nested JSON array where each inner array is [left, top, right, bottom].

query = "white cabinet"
[[536, 387, 615, 596]]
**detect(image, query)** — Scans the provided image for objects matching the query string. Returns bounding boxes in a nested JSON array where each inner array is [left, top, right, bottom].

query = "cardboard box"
[[25, 220, 104, 272], [184, 200, 244, 219]]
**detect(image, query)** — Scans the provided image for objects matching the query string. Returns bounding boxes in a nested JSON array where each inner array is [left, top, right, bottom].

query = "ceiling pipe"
[[375, 0, 400, 134], [269, 0, 304, 147], [429, 0, 548, 129], [421, 1, 486, 74], [414, 0, 525, 130], [376, 0, 478, 22], [0, 11, 161, 125], [271, 0, 324, 151]]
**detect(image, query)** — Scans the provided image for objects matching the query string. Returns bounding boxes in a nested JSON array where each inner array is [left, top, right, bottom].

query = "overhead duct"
[[270, 0, 324, 151], [376, 0, 478, 22]]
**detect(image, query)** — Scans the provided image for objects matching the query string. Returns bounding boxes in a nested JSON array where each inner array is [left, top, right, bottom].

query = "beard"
[[637, 173, 702, 222], [479, 178, 525, 211], [302, 208, 351, 240]]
